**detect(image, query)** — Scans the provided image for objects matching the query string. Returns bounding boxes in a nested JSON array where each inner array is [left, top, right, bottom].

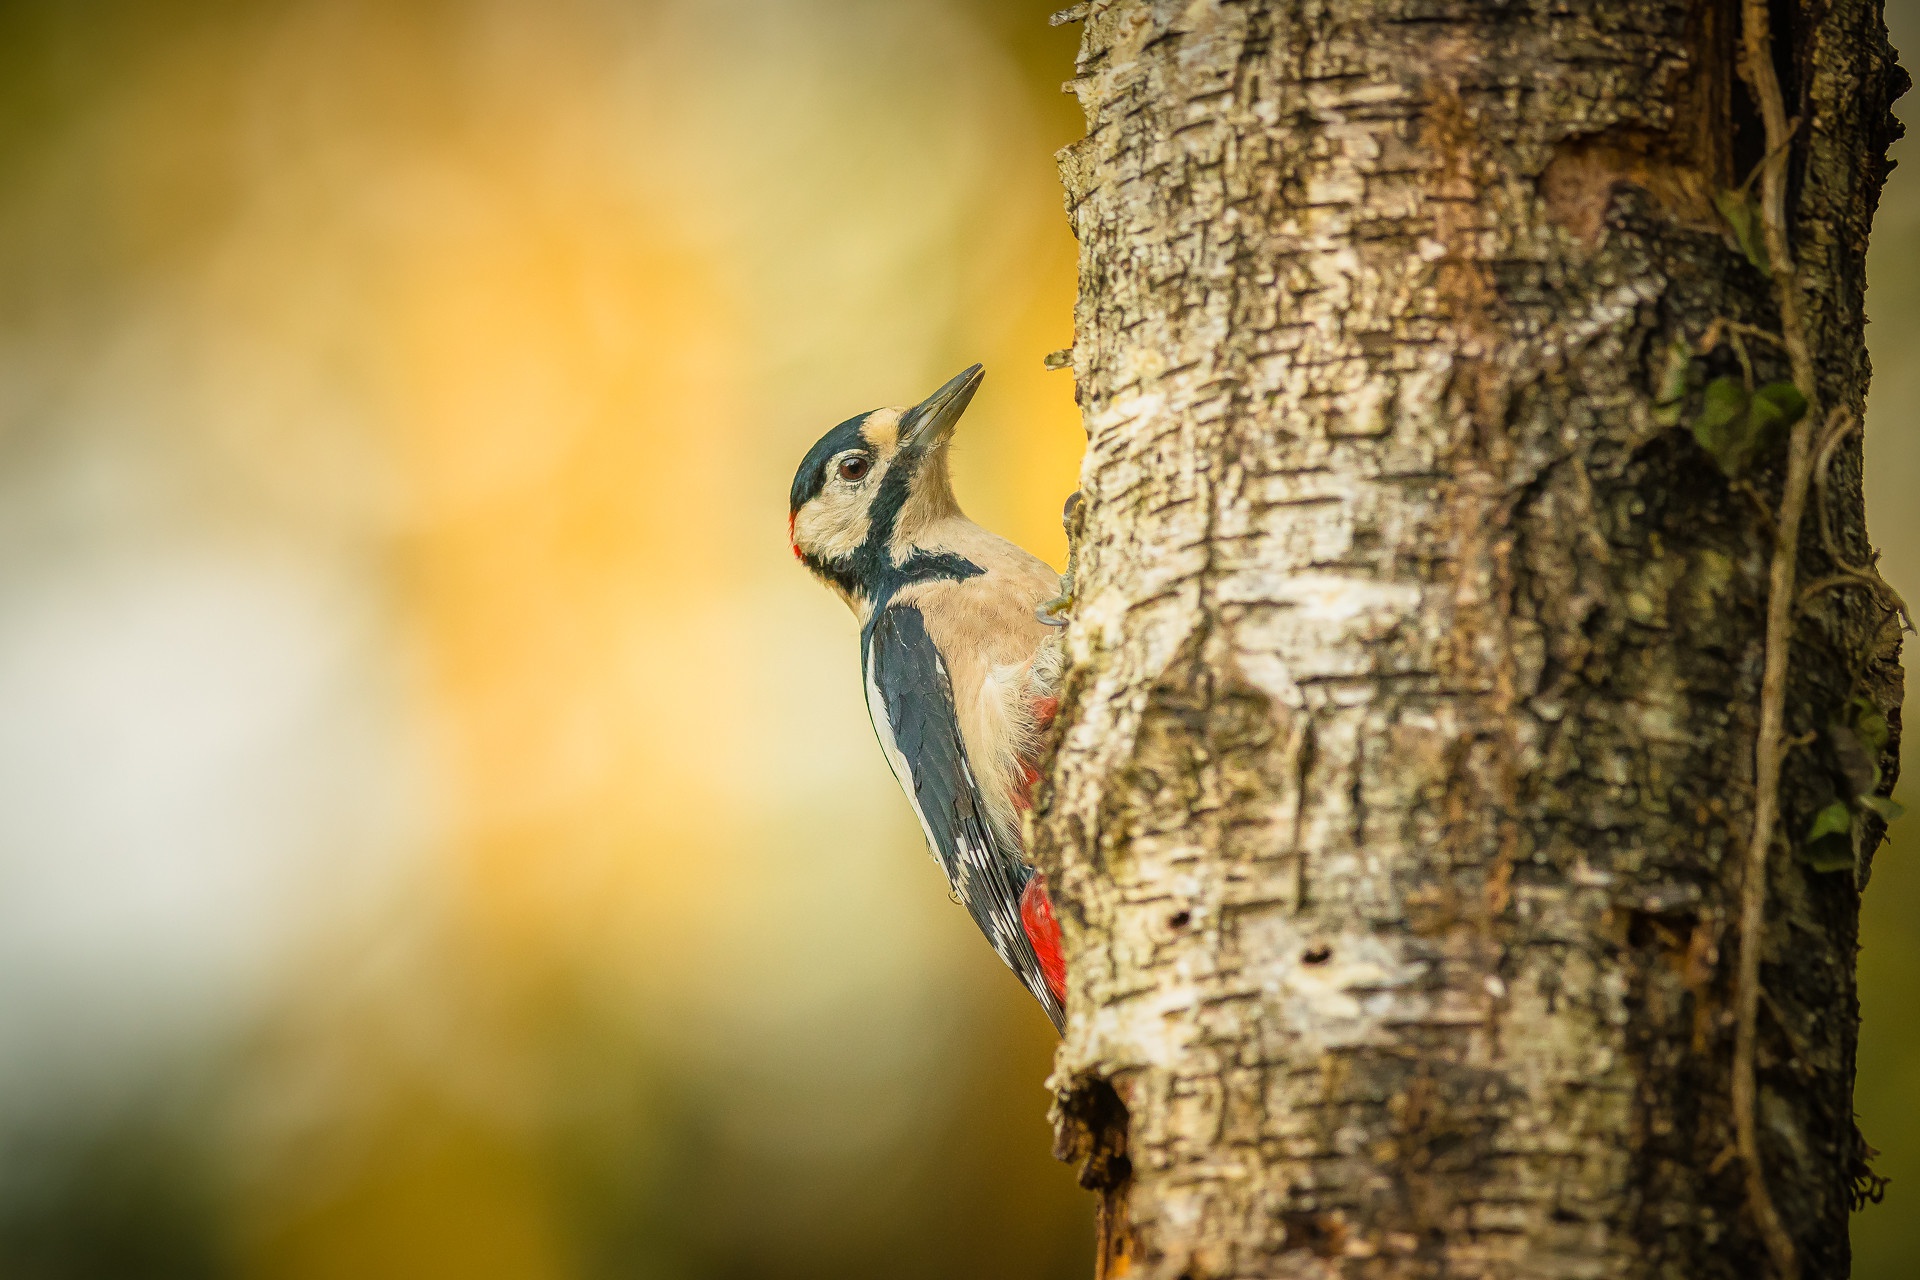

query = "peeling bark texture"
[[1035, 3, 1906, 1278]]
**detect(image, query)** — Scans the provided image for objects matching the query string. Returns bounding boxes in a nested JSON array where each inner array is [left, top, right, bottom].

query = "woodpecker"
[[789, 364, 1069, 1031]]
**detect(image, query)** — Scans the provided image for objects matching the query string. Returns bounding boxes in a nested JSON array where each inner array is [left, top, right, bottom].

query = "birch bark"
[[1033, 3, 1907, 1277]]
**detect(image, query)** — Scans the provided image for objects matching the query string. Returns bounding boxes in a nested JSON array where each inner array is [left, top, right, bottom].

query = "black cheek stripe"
[[802, 447, 981, 608]]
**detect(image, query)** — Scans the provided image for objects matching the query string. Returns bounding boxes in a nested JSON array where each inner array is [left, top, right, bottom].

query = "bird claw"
[[1036, 491, 1085, 626]]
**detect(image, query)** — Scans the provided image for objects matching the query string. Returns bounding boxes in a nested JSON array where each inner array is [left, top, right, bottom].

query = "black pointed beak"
[[899, 364, 984, 452]]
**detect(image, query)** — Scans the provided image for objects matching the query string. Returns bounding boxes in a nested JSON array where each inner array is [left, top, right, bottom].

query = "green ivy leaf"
[[1803, 800, 1856, 873], [1690, 377, 1803, 476], [1850, 696, 1890, 755], [1652, 340, 1693, 428], [1693, 377, 1752, 475], [1751, 381, 1808, 427], [1859, 795, 1906, 825], [1714, 189, 1771, 276], [1747, 382, 1808, 462]]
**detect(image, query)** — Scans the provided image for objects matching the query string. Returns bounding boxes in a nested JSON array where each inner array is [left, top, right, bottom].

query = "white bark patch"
[[1238, 910, 1429, 1051]]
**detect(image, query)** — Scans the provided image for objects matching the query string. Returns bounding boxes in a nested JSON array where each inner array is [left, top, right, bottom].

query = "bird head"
[[788, 364, 982, 610]]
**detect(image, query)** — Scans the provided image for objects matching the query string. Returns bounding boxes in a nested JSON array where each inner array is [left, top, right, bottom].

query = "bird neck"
[[894, 454, 961, 541]]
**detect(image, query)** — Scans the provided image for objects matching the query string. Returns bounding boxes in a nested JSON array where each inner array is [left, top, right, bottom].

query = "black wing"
[[863, 605, 1064, 1031]]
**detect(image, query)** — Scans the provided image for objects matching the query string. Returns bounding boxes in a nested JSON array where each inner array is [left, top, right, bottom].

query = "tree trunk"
[[1035, 3, 1906, 1278]]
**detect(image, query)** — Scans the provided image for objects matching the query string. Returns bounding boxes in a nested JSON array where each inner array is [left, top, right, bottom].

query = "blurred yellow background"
[[0, 3, 1914, 1278]]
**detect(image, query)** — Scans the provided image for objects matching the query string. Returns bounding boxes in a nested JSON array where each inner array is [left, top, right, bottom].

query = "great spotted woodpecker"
[[788, 365, 1069, 1031]]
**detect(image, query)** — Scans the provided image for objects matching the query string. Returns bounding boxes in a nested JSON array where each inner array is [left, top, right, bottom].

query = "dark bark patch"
[[1540, 133, 1717, 247], [1051, 1073, 1131, 1194], [1418, 84, 1501, 353], [1050, 1075, 1134, 1280], [1276, 1209, 1346, 1258], [1103, 624, 1290, 860]]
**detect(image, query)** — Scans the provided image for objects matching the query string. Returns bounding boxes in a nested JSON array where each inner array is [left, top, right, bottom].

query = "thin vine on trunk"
[[1729, 3, 1816, 1274]]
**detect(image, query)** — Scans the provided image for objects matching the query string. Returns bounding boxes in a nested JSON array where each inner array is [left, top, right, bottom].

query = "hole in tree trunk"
[[1052, 1075, 1133, 1279]]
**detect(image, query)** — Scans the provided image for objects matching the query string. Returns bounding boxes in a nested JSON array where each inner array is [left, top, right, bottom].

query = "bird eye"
[[836, 455, 870, 483]]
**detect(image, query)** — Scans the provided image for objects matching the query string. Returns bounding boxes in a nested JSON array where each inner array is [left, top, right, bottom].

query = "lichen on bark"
[[1031, 2, 1905, 1277]]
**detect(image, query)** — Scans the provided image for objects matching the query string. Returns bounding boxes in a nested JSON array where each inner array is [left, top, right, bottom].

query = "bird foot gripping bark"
[[1036, 490, 1085, 627]]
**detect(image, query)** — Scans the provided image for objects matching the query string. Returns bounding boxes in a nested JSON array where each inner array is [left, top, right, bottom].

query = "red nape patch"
[[1020, 875, 1067, 1005], [788, 513, 803, 562], [1030, 696, 1060, 729]]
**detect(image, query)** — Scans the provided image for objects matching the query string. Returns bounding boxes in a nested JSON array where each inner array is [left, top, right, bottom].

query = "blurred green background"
[[0, 3, 1914, 1278]]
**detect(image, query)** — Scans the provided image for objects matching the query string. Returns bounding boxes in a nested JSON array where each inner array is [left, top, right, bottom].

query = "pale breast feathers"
[[890, 528, 1059, 840]]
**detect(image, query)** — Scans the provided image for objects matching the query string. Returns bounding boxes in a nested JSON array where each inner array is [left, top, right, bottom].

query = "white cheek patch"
[[793, 488, 871, 561]]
